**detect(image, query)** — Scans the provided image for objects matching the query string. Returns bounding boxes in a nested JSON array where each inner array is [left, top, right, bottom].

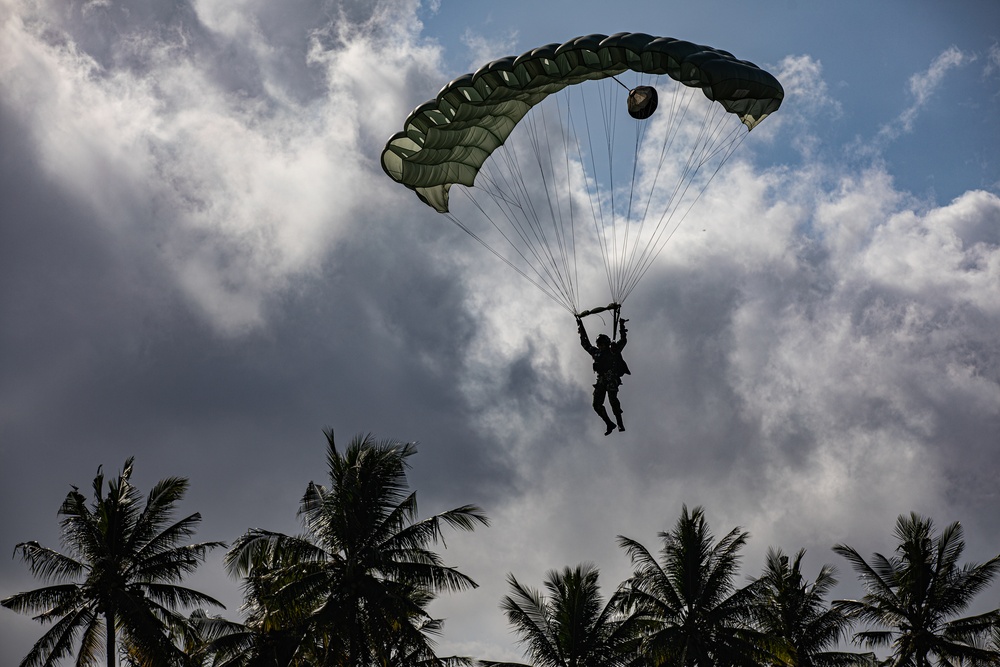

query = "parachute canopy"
[[382, 33, 782, 213], [381, 33, 783, 313]]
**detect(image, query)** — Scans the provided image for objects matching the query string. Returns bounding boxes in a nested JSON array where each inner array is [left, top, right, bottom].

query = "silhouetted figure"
[[576, 312, 630, 435]]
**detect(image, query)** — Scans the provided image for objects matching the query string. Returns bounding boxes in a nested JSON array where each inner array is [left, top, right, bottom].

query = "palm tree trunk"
[[105, 608, 116, 667]]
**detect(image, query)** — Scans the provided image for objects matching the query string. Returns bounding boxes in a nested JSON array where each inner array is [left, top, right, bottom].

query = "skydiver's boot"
[[595, 406, 616, 436], [614, 408, 625, 432]]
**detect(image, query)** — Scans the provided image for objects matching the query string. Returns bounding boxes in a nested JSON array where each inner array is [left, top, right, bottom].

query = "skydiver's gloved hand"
[[619, 318, 628, 335], [575, 314, 584, 332]]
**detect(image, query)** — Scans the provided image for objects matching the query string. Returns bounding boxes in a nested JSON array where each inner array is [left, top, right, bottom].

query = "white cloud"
[[391, 62, 1000, 660], [0, 0, 445, 334], [775, 54, 842, 118], [878, 46, 973, 143], [430, 155, 1000, 660], [4, 3, 999, 664], [460, 28, 518, 72], [769, 54, 842, 160], [984, 41, 1000, 78]]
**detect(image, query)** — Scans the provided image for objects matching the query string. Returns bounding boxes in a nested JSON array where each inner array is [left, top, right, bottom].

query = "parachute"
[[381, 33, 783, 315]]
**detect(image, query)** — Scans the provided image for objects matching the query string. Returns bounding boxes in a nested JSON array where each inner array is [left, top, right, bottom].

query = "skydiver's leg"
[[608, 390, 624, 432], [593, 384, 616, 435]]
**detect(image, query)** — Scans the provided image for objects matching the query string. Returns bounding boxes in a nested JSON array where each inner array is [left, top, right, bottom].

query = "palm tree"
[[187, 563, 315, 667], [754, 547, 871, 667], [617, 504, 765, 667], [1, 457, 225, 667], [370, 588, 477, 667], [223, 431, 489, 666], [833, 512, 1000, 667], [190, 591, 471, 667], [481, 563, 641, 667]]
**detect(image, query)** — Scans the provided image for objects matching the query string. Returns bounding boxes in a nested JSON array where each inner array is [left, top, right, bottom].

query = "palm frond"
[[8, 542, 84, 584], [0, 583, 81, 618], [224, 529, 325, 577], [18, 606, 95, 667], [6, 457, 224, 667]]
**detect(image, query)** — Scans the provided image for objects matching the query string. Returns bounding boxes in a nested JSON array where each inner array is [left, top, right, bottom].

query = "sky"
[[2, 0, 999, 663]]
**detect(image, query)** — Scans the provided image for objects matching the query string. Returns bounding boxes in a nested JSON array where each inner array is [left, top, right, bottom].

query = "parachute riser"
[[576, 302, 622, 341]]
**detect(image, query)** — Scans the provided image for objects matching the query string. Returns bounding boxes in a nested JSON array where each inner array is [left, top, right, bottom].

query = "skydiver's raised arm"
[[576, 315, 596, 355]]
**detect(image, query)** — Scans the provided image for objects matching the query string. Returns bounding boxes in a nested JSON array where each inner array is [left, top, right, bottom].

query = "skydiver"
[[576, 311, 630, 435]]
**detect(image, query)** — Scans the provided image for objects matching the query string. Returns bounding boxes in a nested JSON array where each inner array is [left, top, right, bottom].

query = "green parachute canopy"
[[381, 32, 783, 313]]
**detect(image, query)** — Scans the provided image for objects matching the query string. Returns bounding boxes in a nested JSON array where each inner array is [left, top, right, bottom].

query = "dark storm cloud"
[[0, 4, 507, 649], [0, 86, 514, 649], [0, 98, 513, 515]]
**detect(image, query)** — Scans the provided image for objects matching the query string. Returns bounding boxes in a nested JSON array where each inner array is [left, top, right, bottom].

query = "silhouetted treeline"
[[4, 431, 1000, 667]]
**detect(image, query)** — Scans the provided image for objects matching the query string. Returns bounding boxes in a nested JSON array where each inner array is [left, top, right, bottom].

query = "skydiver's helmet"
[[596, 334, 612, 348]]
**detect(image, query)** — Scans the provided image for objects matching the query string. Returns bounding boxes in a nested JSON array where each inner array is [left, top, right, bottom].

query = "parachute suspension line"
[[452, 182, 557, 297], [617, 105, 750, 303], [576, 84, 618, 303], [476, 142, 569, 299], [617, 79, 702, 296], [508, 109, 579, 310], [636, 75, 698, 235], [517, 107, 566, 302], [560, 95, 582, 310], [456, 122, 580, 312], [593, 72, 686, 306], [598, 77, 624, 304], [615, 71, 675, 306], [618, 74, 657, 304], [524, 102, 579, 308], [619, 104, 732, 300], [445, 204, 576, 315], [554, 94, 580, 310], [621, 81, 691, 294], [442, 73, 752, 315]]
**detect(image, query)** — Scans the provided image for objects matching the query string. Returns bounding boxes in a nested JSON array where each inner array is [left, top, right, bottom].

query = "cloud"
[[366, 50, 1000, 656], [775, 54, 843, 119], [3, 3, 999, 664], [878, 46, 974, 143], [460, 28, 519, 72], [985, 41, 1000, 78], [0, 0, 445, 335], [425, 157, 1000, 659], [768, 54, 842, 160]]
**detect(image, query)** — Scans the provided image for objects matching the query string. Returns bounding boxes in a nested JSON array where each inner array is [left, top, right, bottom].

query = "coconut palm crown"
[[617, 504, 766, 667], [1, 457, 225, 667], [222, 431, 489, 666], [833, 512, 1000, 667], [755, 547, 872, 667], [482, 562, 642, 667]]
